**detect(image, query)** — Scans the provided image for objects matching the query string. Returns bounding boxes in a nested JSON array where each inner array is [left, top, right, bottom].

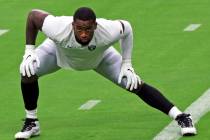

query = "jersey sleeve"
[[118, 20, 133, 61], [42, 15, 73, 42], [97, 19, 124, 41], [98, 19, 133, 61]]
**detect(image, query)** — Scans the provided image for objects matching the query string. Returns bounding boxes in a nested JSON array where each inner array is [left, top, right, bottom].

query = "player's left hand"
[[118, 60, 142, 91]]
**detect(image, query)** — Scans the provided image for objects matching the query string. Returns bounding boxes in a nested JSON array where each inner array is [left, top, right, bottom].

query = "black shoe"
[[15, 118, 40, 139], [175, 113, 197, 136]]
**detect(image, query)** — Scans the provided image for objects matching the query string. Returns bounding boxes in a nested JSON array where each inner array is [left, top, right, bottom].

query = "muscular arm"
[[26, 9, 49, 45], [117, 20, 141, 90]]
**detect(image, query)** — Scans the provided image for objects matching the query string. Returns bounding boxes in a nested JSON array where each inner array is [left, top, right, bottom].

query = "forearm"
[[120, 20, 133, 62], [26, 14, 38, 45], [25, 9, 49, 45]]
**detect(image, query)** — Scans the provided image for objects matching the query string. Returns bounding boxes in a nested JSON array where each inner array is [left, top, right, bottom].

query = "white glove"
[[20, 45, 40, 77], [118, 59, 142, 91]]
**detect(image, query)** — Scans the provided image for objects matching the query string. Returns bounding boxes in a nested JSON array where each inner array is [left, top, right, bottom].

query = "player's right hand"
[[20, 45, 40, 77]]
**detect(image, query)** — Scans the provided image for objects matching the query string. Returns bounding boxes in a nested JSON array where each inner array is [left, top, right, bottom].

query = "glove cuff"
[[122, 59, 132, 66], [25, 45, 35, 50], [122, 59, 132, 68], [122, 59, 131, 64]]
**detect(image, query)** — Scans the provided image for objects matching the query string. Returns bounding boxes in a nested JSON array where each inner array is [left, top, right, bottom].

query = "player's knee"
[[128, 82, 145, 94], [21, 75, 38, 83]]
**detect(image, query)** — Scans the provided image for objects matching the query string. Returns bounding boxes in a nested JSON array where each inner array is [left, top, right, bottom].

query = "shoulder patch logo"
[[88, 45, 96, 51]]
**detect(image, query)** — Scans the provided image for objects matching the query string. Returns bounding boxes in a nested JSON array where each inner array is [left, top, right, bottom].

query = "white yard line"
[[183, 24, 201, 31], [78, 100, 101, 110], [153, 88, 210, 140], [0, 29, 9, 36]]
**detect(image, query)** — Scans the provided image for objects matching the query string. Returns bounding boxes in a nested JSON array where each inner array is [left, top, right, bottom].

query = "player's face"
[[73, 19, 97, 45]]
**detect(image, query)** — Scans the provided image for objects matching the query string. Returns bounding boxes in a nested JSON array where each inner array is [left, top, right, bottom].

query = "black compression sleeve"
[[21, 80, 39, 110], [131, 83, 174, 114]]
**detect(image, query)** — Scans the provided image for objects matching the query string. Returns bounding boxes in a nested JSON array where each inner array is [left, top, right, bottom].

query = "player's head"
[[73, 7, 97, 45]]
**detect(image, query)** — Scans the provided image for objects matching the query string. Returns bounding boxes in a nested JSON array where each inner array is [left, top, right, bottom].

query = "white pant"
[[33, 39, 128, 88]]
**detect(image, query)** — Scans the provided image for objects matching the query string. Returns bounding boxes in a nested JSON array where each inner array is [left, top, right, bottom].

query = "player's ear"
[[94, 22, 97, 29], [72, 22, 76, 29]]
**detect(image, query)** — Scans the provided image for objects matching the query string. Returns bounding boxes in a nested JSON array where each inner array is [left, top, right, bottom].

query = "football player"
[[15, 7, 197, 139]]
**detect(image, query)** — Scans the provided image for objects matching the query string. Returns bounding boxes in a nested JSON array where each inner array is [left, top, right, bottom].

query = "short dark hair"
[[73, 7, 96, 21]]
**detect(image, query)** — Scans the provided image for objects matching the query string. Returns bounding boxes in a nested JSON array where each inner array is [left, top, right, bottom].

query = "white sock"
[[168, 106, 182, 119], [25, 109, 37, 119]]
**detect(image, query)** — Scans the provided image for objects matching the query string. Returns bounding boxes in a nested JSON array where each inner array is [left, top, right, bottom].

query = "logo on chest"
[[88, 45, 96, 51]]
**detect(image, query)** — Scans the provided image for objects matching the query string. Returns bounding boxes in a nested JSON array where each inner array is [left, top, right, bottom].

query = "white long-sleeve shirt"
[[42, 15, 133, 70]]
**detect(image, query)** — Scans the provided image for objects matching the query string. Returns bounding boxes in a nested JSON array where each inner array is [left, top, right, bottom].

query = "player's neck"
[[75, 36, 90, 46]]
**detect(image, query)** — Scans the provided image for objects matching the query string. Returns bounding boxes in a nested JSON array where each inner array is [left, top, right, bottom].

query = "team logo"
[[88, 45, 96, 51]]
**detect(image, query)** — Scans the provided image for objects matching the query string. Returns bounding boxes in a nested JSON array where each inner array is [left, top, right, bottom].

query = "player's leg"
[[94, 47, 175, 115], [94, 46, 196, 136], [15, 39, 60, 139]]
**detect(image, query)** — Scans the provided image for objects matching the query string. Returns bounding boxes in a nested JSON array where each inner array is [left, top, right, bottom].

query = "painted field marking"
[[79, 100, 101, 110], [184, 24, 201, 31], [153, 88, 210, 140], [0, 29, 9, 36]]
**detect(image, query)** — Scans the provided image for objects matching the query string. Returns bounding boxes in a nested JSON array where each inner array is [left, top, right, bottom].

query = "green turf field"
[[0, 0, 210, 139]]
